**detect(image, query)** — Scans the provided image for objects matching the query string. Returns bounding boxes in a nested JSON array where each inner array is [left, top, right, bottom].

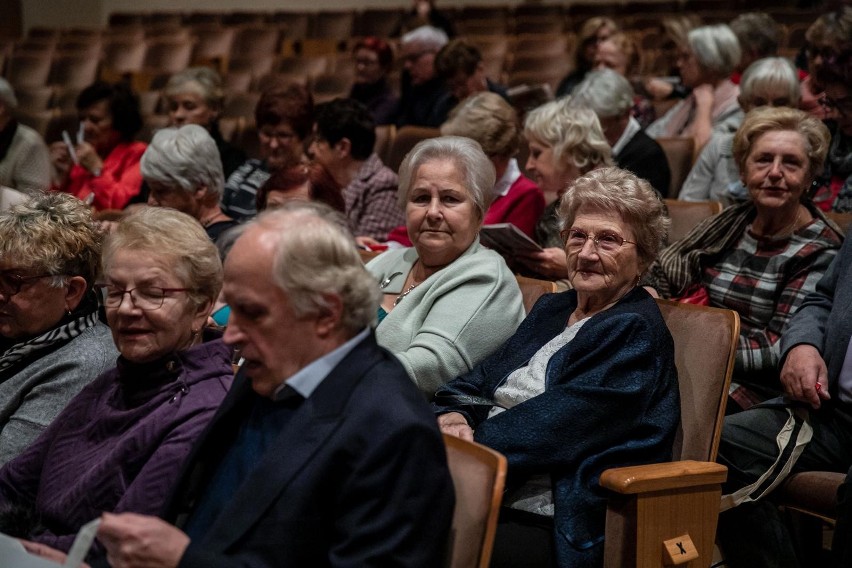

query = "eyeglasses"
[[819, 95, 852, 118], [97, 284, 190, 311], [561, 228, 636, 253], [258, 128, 298, 143], [0, 271, 54, 297], [805, 44, 836, 61]]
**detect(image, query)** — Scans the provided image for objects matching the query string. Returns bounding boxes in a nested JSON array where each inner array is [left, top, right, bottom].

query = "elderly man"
[[433, 39, 509, 122], [716, 234, 852, 566], [396, 25, 450, 128], [309, 98, 403, 242], [84, 204, 455, 567], [141, 124, 237, 243], [570, 70, 671, 196], [0, 79, 50, 194]]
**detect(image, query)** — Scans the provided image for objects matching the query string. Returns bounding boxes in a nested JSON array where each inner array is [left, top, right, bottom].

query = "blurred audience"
[[556, 17, 619, 97], [396, 26, 451, 128], [256, 161, 344, 213], [813, 48, 852, 212], [367, 136, 525, 397], [0, 193, 116, 466], [799, 7, 852, 120], [441, 91, 545, 238], [221, 82, 312, 220], [348, 38, 399, 126], [436, 167, 678, 568], [50, 81, 145, 211], [434, 39, 508, 121], [729, 13, 783, 81], [0, 79, 50, 194]]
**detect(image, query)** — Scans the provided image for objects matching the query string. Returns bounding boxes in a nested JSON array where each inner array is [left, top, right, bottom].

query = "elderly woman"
[[50, 81, 146, 210], [366, 136, 525, 397], [142, 124, 237, 243], [0, 207, 232, 551], [164, 67, 247, 178], [646, 106, 842, 410], [799, 7, 852, 120], [646, 24, 743, 153], [221, 82, 313, 220], [519, 99, 613, 280], [256, 161, 344, 212], [556, 17, 619, 97], [441, 92, 545, 238], [349, 37, 399, 126], [0, 193, 116, 466], [435, 167, 679, 568], [680, 57, 802, 205]]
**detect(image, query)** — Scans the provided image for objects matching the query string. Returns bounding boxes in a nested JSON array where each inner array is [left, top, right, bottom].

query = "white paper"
[[0, 517, 102, 568]]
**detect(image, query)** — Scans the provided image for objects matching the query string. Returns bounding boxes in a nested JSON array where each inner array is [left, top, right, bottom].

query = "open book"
[[479, 223, 543, 257]]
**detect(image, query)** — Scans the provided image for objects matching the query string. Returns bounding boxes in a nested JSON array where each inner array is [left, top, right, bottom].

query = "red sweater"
[[483, 174, 544, 238], [54, 141, 146, 211]]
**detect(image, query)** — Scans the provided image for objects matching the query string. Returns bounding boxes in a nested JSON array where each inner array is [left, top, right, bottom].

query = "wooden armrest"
[[600, 460, 727, 494]]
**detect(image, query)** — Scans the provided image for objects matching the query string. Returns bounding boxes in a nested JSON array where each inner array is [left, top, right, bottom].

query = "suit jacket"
[[782, 233, 852, 403], [433, 288, 680, 567], [164, 332, 454, 568], [616, 129, 671, 197]]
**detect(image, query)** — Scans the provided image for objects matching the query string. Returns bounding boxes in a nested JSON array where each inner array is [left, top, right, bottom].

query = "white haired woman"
[[519, 99, 613, 281], [646, 106, 842, 411], [0, 207, 232, 553], [142, 124, 237, 243], [440, 92, 545, 238], [163, 67, 247, 178], [646, 24, 744, 153], [435, 167, 678, 568], [366, 136, 525, 397], [680, 57, 802, 205], [0, 193, 116, 466]]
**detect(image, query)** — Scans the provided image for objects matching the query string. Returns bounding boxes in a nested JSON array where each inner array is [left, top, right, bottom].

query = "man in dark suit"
[[95, 203, 455, 567], [570, 69, 672, 197]]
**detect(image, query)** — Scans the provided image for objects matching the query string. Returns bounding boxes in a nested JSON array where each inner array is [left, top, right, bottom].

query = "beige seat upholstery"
[[663, 199, 723, 243], [657, 137, 696, 198], [443, 434, 507, 568], [515, 275, 557, 314], [602, 299, 739, 568], [384, 126, 441, 173]]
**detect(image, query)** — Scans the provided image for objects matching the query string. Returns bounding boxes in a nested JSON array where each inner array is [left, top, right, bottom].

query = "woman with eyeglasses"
[[435, 167, 679, 568], [646, 106, 843, 412], [0, 193, 116, 467], [349, 37, 399, 126], [0, 207, 232, 553]]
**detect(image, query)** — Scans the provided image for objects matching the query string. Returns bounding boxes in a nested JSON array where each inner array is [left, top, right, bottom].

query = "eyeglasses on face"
[[561, 228, 637, 253], [820, 95, 852, 117], [97, 284, 190, 311], [258, 128, 298, 143], [0, 271, 55, 297]]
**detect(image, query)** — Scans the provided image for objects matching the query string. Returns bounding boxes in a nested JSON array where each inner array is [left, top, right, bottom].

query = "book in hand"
[[479, 223, 543, 257]]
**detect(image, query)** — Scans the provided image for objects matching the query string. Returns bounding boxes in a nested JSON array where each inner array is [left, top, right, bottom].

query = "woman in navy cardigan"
[[435, 167, 681, 568]]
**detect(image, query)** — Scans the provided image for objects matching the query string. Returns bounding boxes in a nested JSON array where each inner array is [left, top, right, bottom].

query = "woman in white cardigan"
[[367, 136, 525, 398]]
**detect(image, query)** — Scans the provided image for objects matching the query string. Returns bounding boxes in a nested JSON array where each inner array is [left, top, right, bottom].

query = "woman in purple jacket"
[[0, 207, 233, 552]]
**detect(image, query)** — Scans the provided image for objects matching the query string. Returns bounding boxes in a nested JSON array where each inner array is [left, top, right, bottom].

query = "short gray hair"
[[401, 25, 449, 51], [140, 124, 225, 197], [0, 78, 17, 109], [730, 13, 780, 59], [558, 167, 669, 269], [739, 57, 800, 107], [250, 205, 379, 333], [524, 99, 613, 174], [103, 207, 223, 309], [440, 92, 519, 158], [397, 136, 496, 220], [688, 24, 742, 78], [163, 67, 224, 110], [570, 69, 634, 118]]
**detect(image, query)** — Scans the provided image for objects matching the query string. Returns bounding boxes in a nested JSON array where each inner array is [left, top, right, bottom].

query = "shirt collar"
[[612, 116, 641, 157], [273, 327, 370, 401], [494, 158, 521, 197]]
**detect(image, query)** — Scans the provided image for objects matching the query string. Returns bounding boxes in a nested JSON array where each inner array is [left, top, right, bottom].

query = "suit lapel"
[[199, 334, 386, 551]]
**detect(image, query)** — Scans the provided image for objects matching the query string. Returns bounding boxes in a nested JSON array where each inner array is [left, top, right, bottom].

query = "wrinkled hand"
[[692, 83, 714, 110], [515, 247, 569, 280], [49, 141, 73, 178], [780, 344, 830, 409], [98, 512, 189, 568], [20, 539, 90, 567], [438, 412, 474, 441], [643, 78, 675, 100], [76, 142, 103, 175]]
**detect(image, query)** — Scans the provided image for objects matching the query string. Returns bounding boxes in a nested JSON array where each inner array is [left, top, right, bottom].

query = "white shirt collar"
[[612, 116, 642, 157], [493, 158, 521, 198]]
